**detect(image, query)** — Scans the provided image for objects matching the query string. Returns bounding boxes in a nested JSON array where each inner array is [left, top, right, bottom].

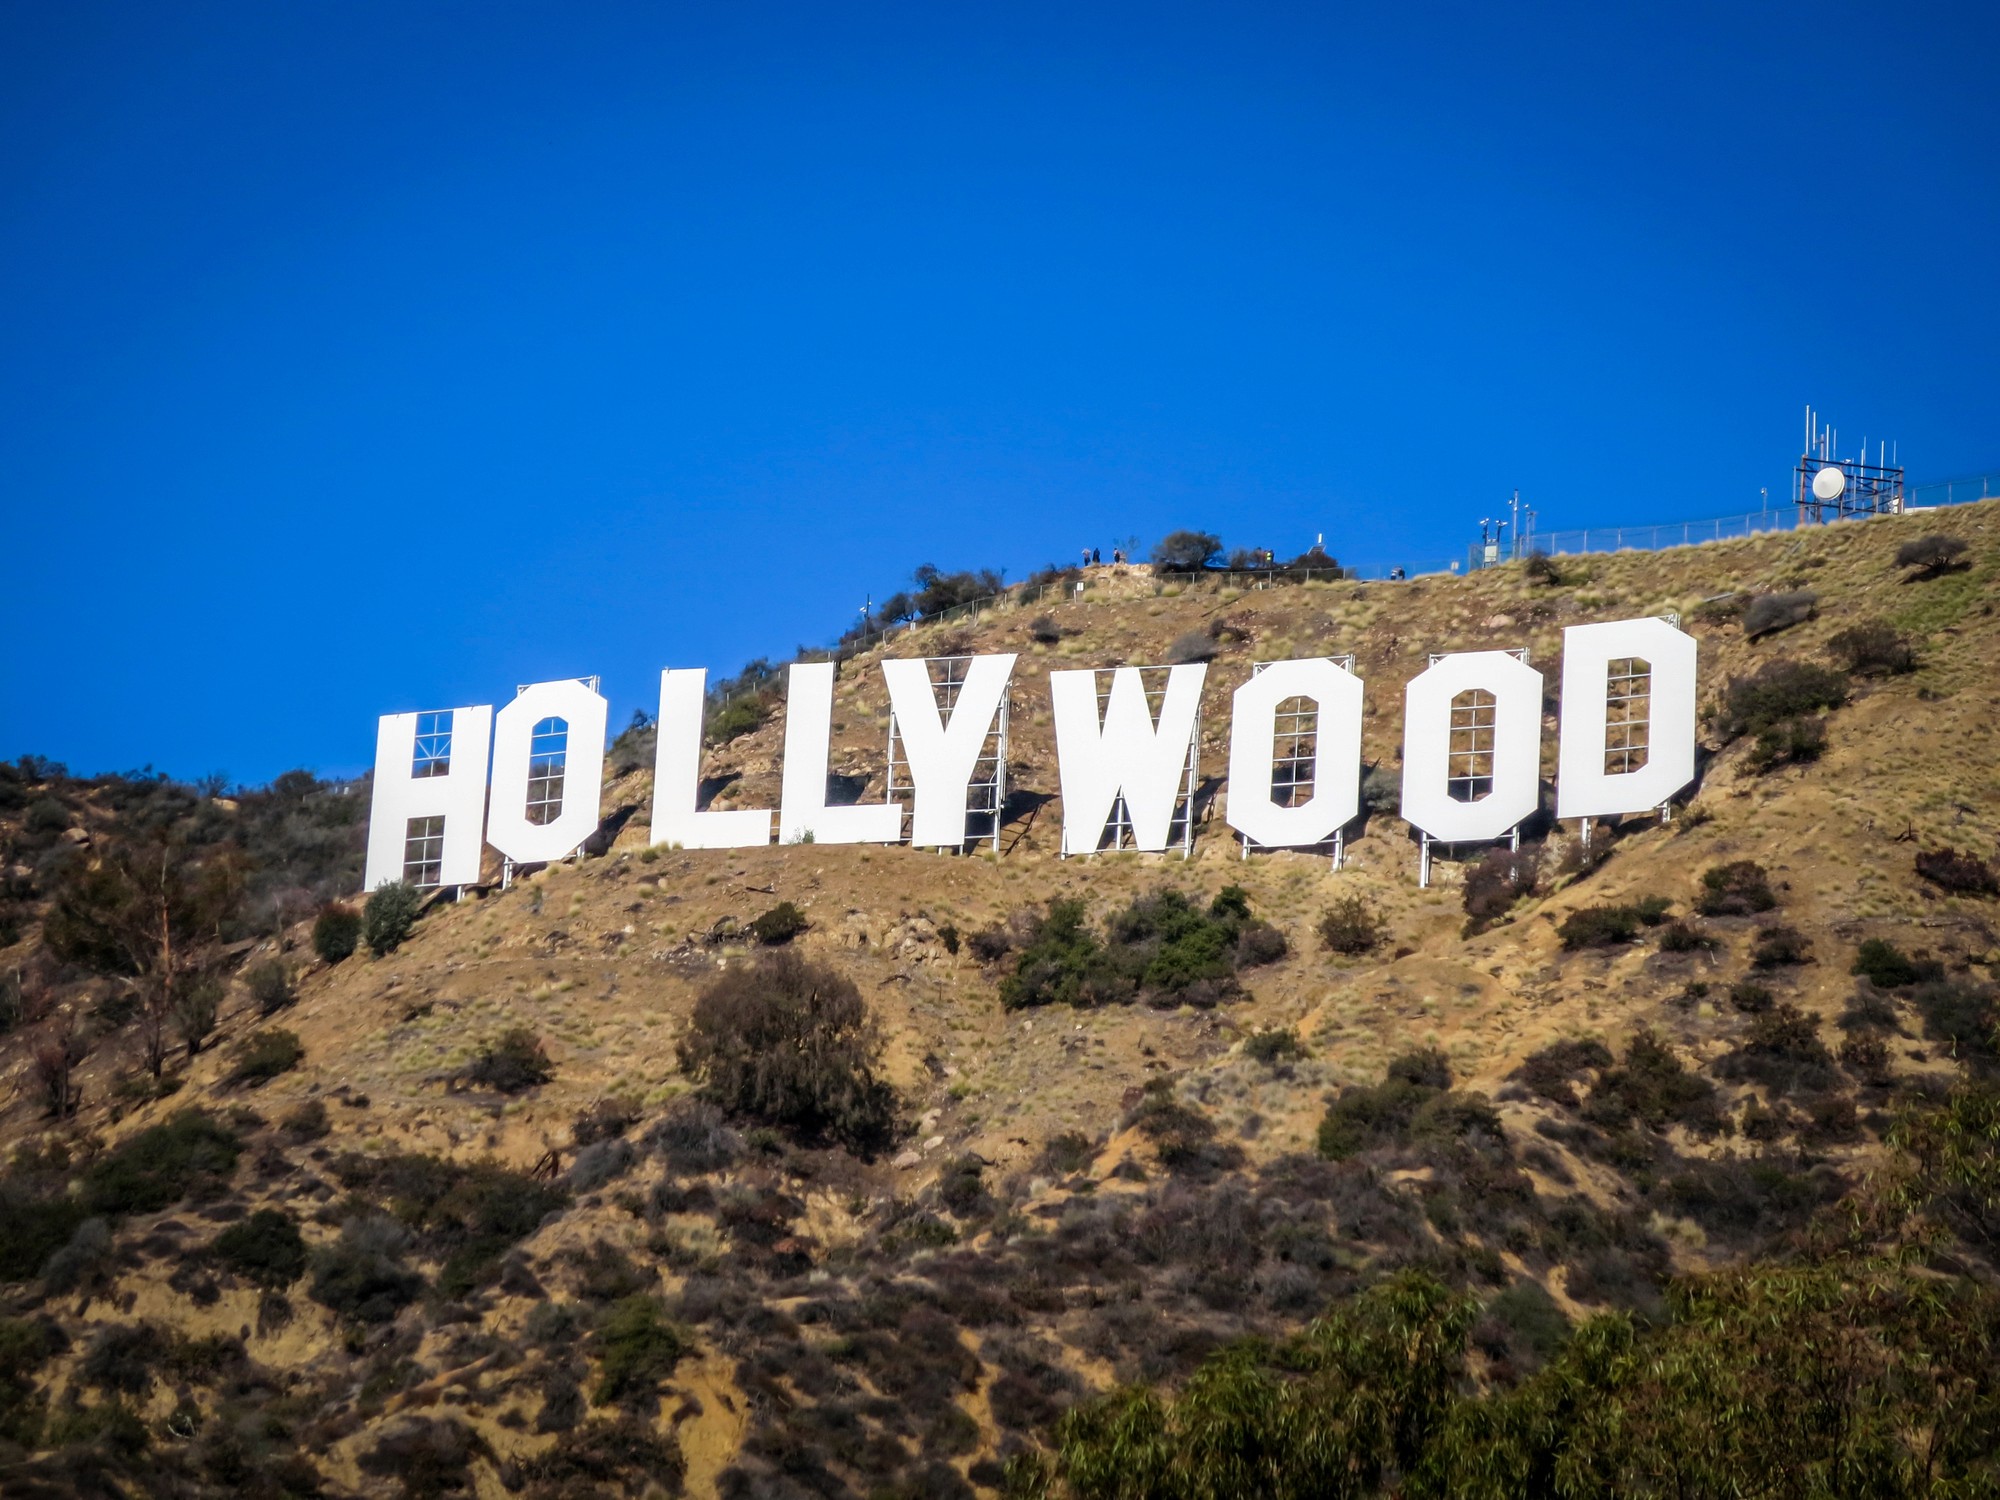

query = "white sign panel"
[[1555, 617, 1697, 819], [778, 661, 903, 845], [1224, 657, 1363, 848], [882, 654, 1016, 847], [1400, 650, 1543, 843], [363, 705, 493, 891], [1049, 664, 1205, 854], [650, 668, 775, 849], [487, 678, 609, 864]]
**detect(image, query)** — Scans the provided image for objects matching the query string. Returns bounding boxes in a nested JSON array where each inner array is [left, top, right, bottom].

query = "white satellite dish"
[[1812, 465, 1846, 502]]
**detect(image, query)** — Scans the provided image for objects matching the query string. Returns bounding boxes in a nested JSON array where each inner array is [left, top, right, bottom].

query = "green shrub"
[[313, 903, 362, 962], [591, 1295, 690, 1406], [328, 1151, 567, 1297], [1318, 1050, 1452, 1160], [228, 1028, 303, 1087], [1711, 661, 1847, 740], [363, 880, 424, 956], [677, 949, 897, 1153], [1744, 715, 1828, 773], [1852, 938, 1941, 989], [1558, 905, 1642, 948], [1000, 887, 1280, 1010], [82, 1112, 240, 1216], [1318, 893, 1387, 955], [211, 1208, 307, 1288], [1828, 620, 1916, 676], [1581, 1029, 1719, 1134], [748, 901, 809, 944], [1729, 981, 1774, 1014], [171, 976, 222, 1059], [1245, 1028, 1309, 1065], [1696, 860, 1778, 916], [465, 1026, 554, 1094], [245, 959, 297, 1015]]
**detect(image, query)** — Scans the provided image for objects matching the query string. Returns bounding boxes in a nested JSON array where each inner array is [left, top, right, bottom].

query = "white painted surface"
[[650, 668, 775, 849], [1050, 664, 1205, 854], [1555, 617, 1698, 818], [1224, 657, 1363, 848], [1400, 650, 1543, 842], [778, 660, 903, 844], [487, 678, 608, 863], [363, 705, 492, 890], [881, 654, 1016, 847]]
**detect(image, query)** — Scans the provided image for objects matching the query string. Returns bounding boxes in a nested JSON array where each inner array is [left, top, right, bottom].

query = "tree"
[[363, 881, 424, 956], [677, 950, 897, 1153], [1150, 531, 1224, 572], [43, 834, 242, 1079]]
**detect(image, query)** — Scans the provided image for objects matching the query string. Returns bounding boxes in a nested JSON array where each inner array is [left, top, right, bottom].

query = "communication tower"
[[1795, 407, 1903, 523]]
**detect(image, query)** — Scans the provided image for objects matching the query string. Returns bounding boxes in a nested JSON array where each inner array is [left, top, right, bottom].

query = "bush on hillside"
[[228, 1028, 304, 1087], [1557, 896, 1671, 950], [1514, 1038, 1615, 1108], [328, 1151, 567, 1297], [1244, 1028, 1309, 1066], [1000, 887, 1282, 1011], [748, 901, 809, 944], [363, 881, 423, 956], [1896, 534, 1969, 577], [1711, 661, 1847, 741], [519, 1419, 687, 1500], [1852, 938, 1942, 989], [1150, 530, 1224, 572], [170, 976, 221, 1059], [312, 903, 361, 963], [1828, 620, 1917, 676], [211, 1209, 307, 1288], [1317, 893, 1388, 955], [1909, 978, 2000, 1069], [245, 959, 296, 1015], [1696, 860, 1778, 916], [462, 1026, 554, 1094], [1744, 714, 1828, 773], [1523, 551, 1562, 584], [1742, 590, 1818, 639], [1916, 847, 2000, 897], [1027, 614, 1062, 644], [1318, 1048, 1455, 1160], [591, 1295, 690, 1407], [1165, 630, 1219, 665], [677, 949, 897, 1153], [81, 1112, 241, 1216], [1463, 847, 1541, 928]]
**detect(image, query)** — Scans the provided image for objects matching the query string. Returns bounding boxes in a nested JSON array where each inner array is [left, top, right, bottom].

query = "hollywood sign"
[[362, 616, 1695, 892]]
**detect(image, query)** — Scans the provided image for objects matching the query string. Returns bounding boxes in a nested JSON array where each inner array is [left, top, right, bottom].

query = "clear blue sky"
[[3, 2, 1995, 785]]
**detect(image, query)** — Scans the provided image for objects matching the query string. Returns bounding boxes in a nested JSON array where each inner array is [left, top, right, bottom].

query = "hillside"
[[2, 500, 1999, 1498]]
